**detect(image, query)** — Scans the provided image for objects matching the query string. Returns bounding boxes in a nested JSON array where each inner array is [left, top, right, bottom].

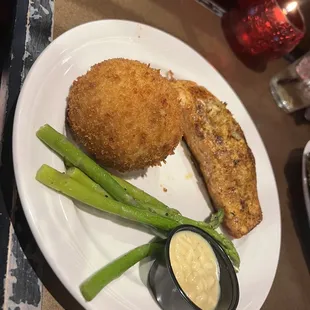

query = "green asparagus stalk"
[[65, 158, 180, 216], [207, 209, 224, 229], [112, 175, 180, 215], [80, 241, 164, 301], [66, 167, 112, 199], [66, 167, 178, 216], [62, 143, 222, 229], [66, 168, 220, 231], [66, 167, 167, 238], [36, 165, 178, 231], [64, 157, 73, 169], [36, 165, 240, 267], [36, 124, 137, 206]]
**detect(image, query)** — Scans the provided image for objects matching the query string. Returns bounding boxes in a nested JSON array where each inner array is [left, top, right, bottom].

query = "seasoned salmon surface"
[[174, 80, 262, 238]]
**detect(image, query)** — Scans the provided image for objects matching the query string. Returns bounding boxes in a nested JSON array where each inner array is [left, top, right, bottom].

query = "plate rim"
[[302, 141, 310, 226], [12, 19, 282, 310]]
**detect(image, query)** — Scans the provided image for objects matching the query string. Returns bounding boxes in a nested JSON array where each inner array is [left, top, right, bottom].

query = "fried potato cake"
[[67, 59, 183, 172], [174, 80, 262, 238]]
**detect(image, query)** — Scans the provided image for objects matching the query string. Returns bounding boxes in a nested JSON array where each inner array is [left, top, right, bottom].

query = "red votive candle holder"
[[223, 0, 305, 63]]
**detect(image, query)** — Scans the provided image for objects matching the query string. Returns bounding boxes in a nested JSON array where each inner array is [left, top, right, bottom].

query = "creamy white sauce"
[[169, 231, 220, 310]]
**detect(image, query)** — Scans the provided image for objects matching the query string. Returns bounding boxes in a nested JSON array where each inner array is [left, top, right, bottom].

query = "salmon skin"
[[174, 80, 262, 238]]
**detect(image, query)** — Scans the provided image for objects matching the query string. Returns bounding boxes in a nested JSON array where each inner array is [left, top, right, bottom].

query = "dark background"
[[1, 0, 309, 79], [0, 0, 16, 76]]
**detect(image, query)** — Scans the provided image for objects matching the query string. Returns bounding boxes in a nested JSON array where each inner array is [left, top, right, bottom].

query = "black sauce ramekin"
[[148, 225, 239, 310]]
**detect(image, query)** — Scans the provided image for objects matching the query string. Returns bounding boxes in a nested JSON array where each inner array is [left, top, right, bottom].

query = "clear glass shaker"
[[270, 51, 310, 113]]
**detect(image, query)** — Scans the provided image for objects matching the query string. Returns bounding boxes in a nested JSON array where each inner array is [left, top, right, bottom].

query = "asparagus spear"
[[66, 167, 178, 216], [36, 165, 178, 231], [66, 167, 168, 238], [66, 167, 112, 199], [36, 125, 137, 206], [36, 165, 240, 267], [112, 175, 180, 215], [66, 167, 221, 231], [65, 158, 180, 216], [207, 209, 224, 229], [64, 157, 73, 169], [80, 241, 164, 301]]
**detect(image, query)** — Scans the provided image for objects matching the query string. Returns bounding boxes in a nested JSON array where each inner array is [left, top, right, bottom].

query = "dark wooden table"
[[1, 0, 310, 309]]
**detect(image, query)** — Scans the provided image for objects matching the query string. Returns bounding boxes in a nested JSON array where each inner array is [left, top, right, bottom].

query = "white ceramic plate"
[[302, 141, 310, 226], [13, 20, 281, 310]]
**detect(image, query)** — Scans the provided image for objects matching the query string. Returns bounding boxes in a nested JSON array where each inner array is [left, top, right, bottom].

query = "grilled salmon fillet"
[[174, 80, 262, 238]]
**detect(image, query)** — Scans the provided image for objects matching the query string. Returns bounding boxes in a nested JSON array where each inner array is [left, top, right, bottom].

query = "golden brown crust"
[[67, 58, 183, 172], [174, 80, 262, 238]]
